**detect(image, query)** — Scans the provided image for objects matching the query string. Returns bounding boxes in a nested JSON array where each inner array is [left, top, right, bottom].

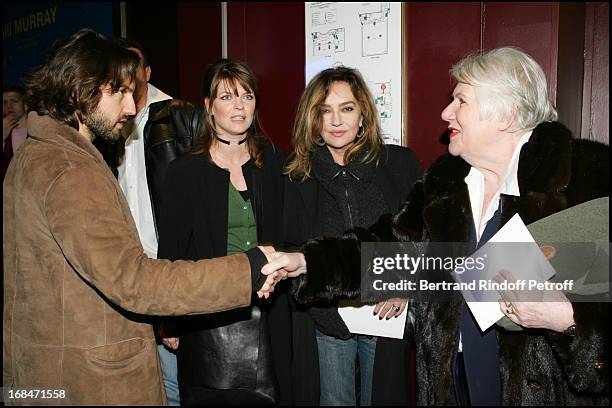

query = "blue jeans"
[[315, 329, 377, 406], [157, 344, 179, 406]]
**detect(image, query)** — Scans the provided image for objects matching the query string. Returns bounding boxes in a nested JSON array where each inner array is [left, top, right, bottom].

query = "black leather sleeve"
[[144, 99, 204, 231]]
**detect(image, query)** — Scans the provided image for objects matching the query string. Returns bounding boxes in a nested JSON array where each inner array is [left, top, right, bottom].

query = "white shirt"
[[459, 130, 531, 351], [117, 83, 172, 259], [465, 130, 533, 241]]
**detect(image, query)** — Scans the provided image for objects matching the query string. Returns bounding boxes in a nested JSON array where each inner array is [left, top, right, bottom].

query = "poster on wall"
[[3, 2, 114, 86], [305, 2, 403, 145]]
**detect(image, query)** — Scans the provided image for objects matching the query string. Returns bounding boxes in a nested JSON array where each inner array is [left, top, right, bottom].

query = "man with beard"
[[3, 29, 298, 405], [93, 38, 201, 405]]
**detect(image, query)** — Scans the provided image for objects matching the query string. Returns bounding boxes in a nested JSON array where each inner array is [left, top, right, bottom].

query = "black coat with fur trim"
[[291, 122, 609, 405]]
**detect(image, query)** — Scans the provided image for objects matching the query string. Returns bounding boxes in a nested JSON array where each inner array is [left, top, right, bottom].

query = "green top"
[[227, 183, 257, 255]]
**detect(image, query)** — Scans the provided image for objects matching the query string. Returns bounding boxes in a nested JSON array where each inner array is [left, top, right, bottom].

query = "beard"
[[84, 106, 123, 142]]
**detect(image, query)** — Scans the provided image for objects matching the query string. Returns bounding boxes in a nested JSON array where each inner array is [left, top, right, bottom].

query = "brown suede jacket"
[[3, 112, 255, 405]]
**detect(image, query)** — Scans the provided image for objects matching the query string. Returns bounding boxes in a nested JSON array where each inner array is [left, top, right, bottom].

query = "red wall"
[[177, 2, 222, 104], [404, 2, 481, 170], [227, 2, 305, 154], [482, 3, 560, 103], [582, 2, 609, 143]]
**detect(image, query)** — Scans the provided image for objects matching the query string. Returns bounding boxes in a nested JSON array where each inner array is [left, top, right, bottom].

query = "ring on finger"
[[392, 305, 401, 312], [506, 303, 514, 315]]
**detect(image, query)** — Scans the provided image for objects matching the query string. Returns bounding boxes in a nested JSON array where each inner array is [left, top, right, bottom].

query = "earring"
[[356, 124, 365, 139], [315, 134, 326, 146]]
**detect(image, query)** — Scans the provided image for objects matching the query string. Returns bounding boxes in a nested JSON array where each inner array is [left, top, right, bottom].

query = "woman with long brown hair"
[[283, 66, 422, 405], [157, 59, 290, 405]]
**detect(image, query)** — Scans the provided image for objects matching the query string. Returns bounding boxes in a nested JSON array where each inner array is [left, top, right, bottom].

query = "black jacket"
[[283, 144, 422, 405], [94, 98, 202, 235], [144, 99, 202, 232], [291, 122, 609, 405], [156, 141, 292, 405]]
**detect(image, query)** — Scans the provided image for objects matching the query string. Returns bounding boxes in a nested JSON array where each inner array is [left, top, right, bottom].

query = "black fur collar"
[[393, 122, 574, 243], [422, 121, 572, 202]]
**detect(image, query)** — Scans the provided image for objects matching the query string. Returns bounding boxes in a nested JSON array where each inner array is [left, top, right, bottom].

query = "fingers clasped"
[[257, 250, 307, 299]]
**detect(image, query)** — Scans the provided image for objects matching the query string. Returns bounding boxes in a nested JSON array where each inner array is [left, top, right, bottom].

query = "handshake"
[[256, 246, 307, 299], [163, 246, 307, 350]]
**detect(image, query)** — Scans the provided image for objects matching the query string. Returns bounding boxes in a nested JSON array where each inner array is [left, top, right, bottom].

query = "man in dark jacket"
[[94, 38, 201, 406]]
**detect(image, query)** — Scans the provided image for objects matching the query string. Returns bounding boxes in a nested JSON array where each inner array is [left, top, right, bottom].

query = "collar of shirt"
[[117, 83, 172, 258], [465, 130, 533, 240], [146, 82, 172, 107]]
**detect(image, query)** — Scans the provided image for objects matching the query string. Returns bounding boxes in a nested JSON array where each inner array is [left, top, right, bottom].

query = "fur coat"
[[291, 121, 609, 405]]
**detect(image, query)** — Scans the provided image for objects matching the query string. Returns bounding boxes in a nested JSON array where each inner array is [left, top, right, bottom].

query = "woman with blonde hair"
[[157, 59, 290, 405], [283, 66, 422, 405]]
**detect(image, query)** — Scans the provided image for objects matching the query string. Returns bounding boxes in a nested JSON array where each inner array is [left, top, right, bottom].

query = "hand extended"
[[261, 250, 307, 278], [256, 247, 307, 299]]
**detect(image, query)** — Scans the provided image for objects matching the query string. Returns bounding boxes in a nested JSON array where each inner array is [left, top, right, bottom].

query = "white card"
[[338, 299, 407, 339], [461, 214, 556, 331]]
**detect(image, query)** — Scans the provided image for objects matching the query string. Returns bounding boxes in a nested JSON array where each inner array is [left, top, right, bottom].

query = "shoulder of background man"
[[144, 98, 203, 149], [147, 98, 197, 119]]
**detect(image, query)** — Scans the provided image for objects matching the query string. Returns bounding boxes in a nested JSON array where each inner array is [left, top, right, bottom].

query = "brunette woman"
[[283, 67, 422, 405], [157, 59, 290, 405]]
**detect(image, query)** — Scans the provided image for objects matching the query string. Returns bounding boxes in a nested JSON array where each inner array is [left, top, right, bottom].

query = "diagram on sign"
[[306, 2, 403, 145], [311, 8, 337, 26], [311, 28, 345, 56], [372, 80, 397, 144], [359, 3, 390, 57], [372, 81, 392, 119]]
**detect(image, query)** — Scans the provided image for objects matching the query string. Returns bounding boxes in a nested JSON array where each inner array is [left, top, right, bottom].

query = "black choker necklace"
[[216, 135, 247, 145]]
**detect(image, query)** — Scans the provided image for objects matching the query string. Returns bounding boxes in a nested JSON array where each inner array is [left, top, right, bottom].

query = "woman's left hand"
[[373, 298, 407, 320], [499, 293, 575, 332], [497, 246, 575, 332]]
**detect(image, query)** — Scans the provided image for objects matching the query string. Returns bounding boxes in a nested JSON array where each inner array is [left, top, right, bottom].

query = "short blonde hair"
[[285, 66, 383, 181], [451, 47, 557, 132]]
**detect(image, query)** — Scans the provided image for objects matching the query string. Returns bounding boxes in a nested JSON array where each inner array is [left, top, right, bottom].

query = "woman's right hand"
[[257, 247, 307, 298], [162, 337, 179, 350], [261, 251, 307, 278]]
